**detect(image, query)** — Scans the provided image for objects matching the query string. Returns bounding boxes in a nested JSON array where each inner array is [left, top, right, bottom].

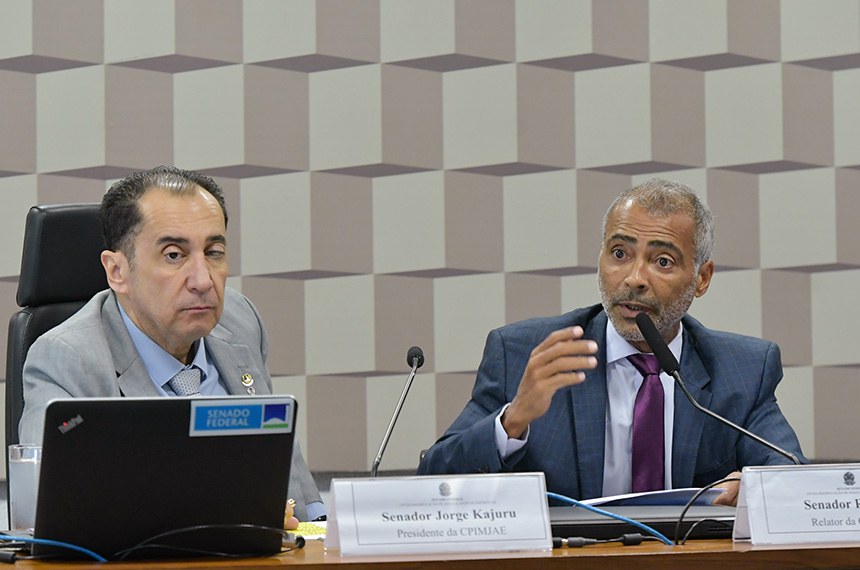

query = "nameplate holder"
[[326, 472, 552, 556], [734, 463, 860, 544]]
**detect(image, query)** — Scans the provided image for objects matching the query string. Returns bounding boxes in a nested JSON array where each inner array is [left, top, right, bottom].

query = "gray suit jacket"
[[19, 288, 322, 520], [418, 304, 806, 500]]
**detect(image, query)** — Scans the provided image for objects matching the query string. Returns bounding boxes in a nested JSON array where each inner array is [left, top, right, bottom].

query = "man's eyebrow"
[[607, 233, 685, 258], [156, 235, 188, 246], [608, 233, 636, 245], [155, 234, 226, 246], [647, 239, 683, 258]]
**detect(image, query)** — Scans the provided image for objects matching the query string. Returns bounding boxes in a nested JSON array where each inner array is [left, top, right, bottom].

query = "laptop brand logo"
[[57, 414, 84, 434]]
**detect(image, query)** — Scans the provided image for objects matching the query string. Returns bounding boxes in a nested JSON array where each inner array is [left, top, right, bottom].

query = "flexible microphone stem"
[[670, 370, 800, 465], [634, 312, 801, 466], [370, 347, 424, 477]]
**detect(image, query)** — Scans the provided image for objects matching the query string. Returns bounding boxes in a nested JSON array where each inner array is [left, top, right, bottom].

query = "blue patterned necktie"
[[168, 366, 201, 396], [627, 353, 664, 492]]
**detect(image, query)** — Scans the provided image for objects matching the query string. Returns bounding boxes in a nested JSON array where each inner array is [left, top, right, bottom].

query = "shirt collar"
[[117, 302, 209, 387], [605, 314, 684, 365]]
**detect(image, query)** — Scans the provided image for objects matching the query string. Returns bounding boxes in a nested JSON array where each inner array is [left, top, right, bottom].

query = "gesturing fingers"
[[504, 327, 600, 437], [529, 327, 599, 386]]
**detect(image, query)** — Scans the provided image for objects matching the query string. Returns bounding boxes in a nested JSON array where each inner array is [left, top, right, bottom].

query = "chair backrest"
[[5, 204, 108, 451]]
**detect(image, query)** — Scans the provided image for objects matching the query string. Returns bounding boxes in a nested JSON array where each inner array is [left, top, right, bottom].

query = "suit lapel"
[[207, 325, 271, 396], [101, 292, 162, 397], [570, 312, 609, 499], [671, 323, 712, 488]]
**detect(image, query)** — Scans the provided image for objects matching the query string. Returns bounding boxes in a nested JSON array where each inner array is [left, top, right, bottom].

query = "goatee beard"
[[598, 275, 697, 345]]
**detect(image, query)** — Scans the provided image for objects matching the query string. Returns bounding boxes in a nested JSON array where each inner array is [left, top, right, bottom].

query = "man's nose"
[[623, 258, 649, 289], [186, 253, 214, 292]]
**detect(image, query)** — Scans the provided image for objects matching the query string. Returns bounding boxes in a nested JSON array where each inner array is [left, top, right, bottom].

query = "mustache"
[[610, 291, 657, 311]]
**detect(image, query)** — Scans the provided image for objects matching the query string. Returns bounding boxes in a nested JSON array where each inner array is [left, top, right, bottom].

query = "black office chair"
[[5, 204, 107, 455]]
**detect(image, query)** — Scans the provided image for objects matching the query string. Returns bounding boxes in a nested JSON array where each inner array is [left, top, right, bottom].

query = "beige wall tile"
[[813, 366, 860, 460], [373, 171, 445, 273], [0, 72, 35, 173], [382, 65, 443, 169], [240, 173, 312, 275], [777, 366, 815, 459], [380, 0, 454, 62], [811, 269, 860, 366], [575, 64, 652, 168], [433, 273, 505, 372], [762, 270, 812, 366], [705, 64, 783, 167], [455, 0, 515, 61], [517, 64, 575, 167], [104, 0, 174, 63], [308, 65, 382, 170], [781, 0, 860, 61], [0, 176, 38, 277], [515, 0, 591, 61], [688, 269, 762, 339], [305, 275, 376, 375], [105, 66, 173, 168], [759, 169, 836, 269], [443, 64, 518, 169], [374, 275, 434, 373], [503, 169, 578, 272], [36, 67, 106, 171], [243, 0, 316, 62], [649, 0, 727, 61]]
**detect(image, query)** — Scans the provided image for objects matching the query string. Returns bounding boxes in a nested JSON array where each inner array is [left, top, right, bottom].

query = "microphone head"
[[407, 346, 425, 369], [634, 312, 680, 374]]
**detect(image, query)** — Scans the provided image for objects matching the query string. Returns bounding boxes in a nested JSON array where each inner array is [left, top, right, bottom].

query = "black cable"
[[673, 476, 740, 545], [680, 518, 733, 545], [113, 523, 296, 561], [552, 533, 660, 548]]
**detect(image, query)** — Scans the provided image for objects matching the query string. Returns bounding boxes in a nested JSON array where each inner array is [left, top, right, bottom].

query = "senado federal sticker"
[[189, 398, 294, 436]]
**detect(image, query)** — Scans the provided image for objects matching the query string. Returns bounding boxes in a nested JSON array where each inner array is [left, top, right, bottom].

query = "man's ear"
[[694, 259, 715, 298], [101, 250, 129, 294]]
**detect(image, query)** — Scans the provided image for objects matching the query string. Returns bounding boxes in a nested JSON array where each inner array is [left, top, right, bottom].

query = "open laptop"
[[32, 396, 297, 560], [550, 504, 735, 541]]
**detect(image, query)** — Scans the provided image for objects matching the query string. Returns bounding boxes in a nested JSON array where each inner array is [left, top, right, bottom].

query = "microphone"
[[634, 312, 800, 465], [370, 346, 425, 477]]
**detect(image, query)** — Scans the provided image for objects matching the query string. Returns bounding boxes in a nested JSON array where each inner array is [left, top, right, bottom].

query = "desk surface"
[[14, 539, 860, 569]]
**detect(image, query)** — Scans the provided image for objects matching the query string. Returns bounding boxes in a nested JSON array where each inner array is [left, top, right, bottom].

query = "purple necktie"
[[627, 353, 665, 492]]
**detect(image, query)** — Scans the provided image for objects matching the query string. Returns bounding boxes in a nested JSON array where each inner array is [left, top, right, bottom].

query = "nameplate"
[[734, 463, 860, 544], [325, 473, 552, 556]]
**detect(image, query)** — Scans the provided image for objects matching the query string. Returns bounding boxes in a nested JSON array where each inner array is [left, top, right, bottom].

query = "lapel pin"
[[241, 373, 255, 395]]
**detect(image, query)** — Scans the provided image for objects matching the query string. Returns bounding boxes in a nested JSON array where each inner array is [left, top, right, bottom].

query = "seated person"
[[19, 166, 324, 522], [418, 178, 805, 506]]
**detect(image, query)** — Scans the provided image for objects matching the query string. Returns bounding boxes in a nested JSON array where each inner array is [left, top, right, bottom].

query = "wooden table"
[[13, 539, 860, 569]]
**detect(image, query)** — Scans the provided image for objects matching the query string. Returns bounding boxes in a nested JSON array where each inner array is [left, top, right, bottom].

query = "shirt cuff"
[[305, 501, 327, 522], [494, 403, 529, 460]]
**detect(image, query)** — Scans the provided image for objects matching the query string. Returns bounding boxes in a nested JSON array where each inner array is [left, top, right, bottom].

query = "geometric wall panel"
[[7, 0, 860, 476]]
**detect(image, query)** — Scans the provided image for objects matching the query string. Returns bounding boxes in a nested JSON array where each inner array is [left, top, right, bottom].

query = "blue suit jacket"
[[417, 305, 805, 500]]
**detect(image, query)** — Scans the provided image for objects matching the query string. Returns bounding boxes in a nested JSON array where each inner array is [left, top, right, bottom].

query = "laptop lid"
[[33, 396, 296, 560]]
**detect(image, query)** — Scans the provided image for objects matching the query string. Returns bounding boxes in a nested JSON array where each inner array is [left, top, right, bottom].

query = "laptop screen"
[[33, 396, 296, 560]]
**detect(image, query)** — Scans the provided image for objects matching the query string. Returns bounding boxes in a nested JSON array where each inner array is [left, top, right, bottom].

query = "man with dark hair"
[[418, 178, 805, 506], [19, 166, 324, 521]]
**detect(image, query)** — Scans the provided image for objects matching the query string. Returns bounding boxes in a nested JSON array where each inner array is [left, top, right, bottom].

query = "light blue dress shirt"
[[118, 304, 226, 396], [117, 304, 326, 520]]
